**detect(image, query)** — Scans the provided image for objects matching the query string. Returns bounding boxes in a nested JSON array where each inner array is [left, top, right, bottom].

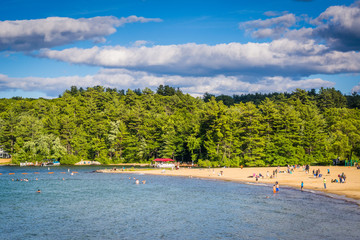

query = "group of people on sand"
[[338, 173, 346, 183], [331, 173, 346, 183], [286, 165, 297, 174], [313, 169, 322, 178], [253, 170, 278, 181], [272, 169, 278, 178]]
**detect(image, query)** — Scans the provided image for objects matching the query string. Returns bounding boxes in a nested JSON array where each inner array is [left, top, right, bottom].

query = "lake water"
[[1, 166, 359, 240]]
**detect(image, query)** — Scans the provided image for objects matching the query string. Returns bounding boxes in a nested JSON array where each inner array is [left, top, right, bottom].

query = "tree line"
[[0, 85, 359, 166]]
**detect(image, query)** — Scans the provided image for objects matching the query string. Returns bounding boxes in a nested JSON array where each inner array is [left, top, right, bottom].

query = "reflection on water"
[[1, 166, 359, 240]]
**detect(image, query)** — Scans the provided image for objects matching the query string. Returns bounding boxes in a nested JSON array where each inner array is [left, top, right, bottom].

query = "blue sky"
[[0, 0, 359, 98]]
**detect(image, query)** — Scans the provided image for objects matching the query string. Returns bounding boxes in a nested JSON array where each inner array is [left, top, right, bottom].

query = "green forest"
[[1, 85, 360, 166]]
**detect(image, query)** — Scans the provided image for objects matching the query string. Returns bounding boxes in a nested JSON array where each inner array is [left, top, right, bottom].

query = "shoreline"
[[97, 166, 360, 204], [0, 159, 12, 166]]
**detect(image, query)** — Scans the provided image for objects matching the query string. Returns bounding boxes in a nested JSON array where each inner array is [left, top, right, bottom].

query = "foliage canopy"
[[1, 86, 359, 166]]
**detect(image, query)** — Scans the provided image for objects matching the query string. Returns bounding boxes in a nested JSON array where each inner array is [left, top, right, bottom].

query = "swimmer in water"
[[36, 189, 41, 193], [135, 179, 140, 184], [142, 180, 146, 184]]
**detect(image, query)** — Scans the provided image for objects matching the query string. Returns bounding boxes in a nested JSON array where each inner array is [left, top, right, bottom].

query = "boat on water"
[[44, 161, 60, 166], [41, 159, 60, 166]]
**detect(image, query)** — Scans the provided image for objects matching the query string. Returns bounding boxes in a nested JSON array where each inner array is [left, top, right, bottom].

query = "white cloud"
[[264, 11, 289, 17], [0, 16, 162, 51], [240, 14, 296, 39], [311, 4, 360, 51], [38, 39, 360, 77], [0, 69, 335, 98], [352, 83, 360, 93], [284, 27, 313, 41], [240, 3, 360, 51], [180, 76, 334, 97], [241, 14, 296, 29], [132, 40, 151, 47], [1, 2, 357, 98]]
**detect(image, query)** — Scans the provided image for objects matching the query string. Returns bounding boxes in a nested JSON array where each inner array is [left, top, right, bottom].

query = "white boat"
[[42, 159, 60, 166]]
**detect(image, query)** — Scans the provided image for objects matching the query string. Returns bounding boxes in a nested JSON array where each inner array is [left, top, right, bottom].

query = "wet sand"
[[99, 166, 360, 201]]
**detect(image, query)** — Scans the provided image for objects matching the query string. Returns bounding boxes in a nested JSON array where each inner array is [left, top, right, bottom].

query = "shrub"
[[197, 159, 212, 168], [60, 155, 80, 165]]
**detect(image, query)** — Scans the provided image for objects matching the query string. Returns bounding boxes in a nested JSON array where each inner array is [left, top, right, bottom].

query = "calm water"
[[1, 166, 359, 240]]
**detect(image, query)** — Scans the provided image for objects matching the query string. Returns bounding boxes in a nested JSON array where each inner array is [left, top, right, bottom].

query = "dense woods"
[[1, 85, 359, 166]]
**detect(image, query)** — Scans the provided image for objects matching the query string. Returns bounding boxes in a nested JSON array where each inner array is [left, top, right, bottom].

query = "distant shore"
[[97, 166, 360, 202]]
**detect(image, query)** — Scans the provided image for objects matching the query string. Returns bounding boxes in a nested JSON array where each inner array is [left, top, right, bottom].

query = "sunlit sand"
[[99, 166, 360, 201]]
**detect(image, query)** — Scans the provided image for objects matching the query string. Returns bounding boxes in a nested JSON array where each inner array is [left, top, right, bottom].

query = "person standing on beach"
[[301, 181, 304, 191], [323, 178, 326, 189], [276, 182, 279, 192]]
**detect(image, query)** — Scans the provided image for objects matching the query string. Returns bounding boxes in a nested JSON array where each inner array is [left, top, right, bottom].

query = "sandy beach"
[[0, 159, 11, 165], [99, 165, 360, 202]]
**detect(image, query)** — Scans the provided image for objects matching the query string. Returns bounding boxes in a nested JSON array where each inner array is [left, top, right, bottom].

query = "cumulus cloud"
[[132, 40, 151, 47], [240, 14, 296, 39], [0, 16, 162, 51], [352, 83, 360, 93], [264, 11, 289, 17], [178, 76, 334, 97], [0, 69, 335, 98], [311, 4, 360, 51], [284, 27, 313, 41], [1, 2, 357, 98], [38, 39, 360, 77], [241, 2, 360, 52], [241, 14, 296, 30]]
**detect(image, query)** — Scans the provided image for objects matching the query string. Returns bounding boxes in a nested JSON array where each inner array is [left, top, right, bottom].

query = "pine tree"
[[238, 102, 266, 166]]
